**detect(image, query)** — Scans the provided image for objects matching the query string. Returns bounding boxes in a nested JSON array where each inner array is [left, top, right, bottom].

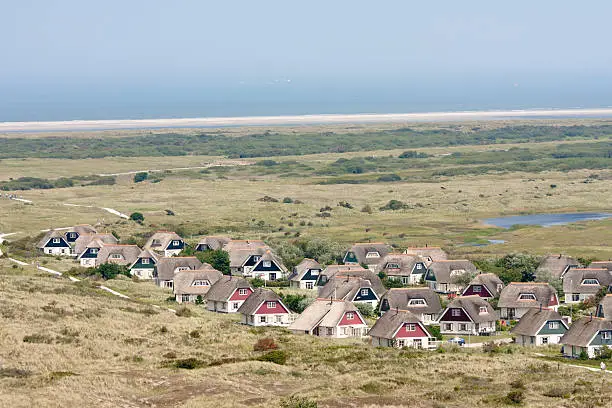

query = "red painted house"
[[289, 299, 368, 338], [369, 310, 435, 349], [461, 273, 504, 299], [438, 295, 497, 336], [238, 288, 291, 326], [204, 276, 253, 313]]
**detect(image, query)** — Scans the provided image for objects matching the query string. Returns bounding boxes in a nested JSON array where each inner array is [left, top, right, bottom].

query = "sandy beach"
[[2, 108, 612, 132]]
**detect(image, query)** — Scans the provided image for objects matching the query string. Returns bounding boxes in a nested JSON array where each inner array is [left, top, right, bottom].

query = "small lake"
[[483, 212, 612, 229]]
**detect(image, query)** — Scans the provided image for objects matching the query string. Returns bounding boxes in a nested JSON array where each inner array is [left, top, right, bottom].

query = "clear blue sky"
[[2, 1, 612, 120]]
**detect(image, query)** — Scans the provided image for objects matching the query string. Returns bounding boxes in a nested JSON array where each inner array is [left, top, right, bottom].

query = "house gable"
[[439, 307, 472, 322], [411, 262, 427, 275], [243, 254, 262, 267], [44, 237, 70, 248], [344, 251, 358, 264], [65, 231, 80, 243], [132, 257, 156, 269], [589, 330, 612, 347], [537, 320, 568, 336], [352, 287, 379, 302], [301, 269, 321, 281], [80, 247, 100, 259], [253, 258, 282, 273], [229, 287, 253, 302], [254, 300, 289, 315], [393, 322, 430, 339], [424, 269, 436, 282], [166, 239, 184, 251], [338, 311, 365, 326], [463, 284, 493, 298]]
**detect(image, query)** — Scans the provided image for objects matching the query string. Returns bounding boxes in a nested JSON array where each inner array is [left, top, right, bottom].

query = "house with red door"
[[369, 309, 435, 349], [438, 295, 497, 336], [238, 288, 291, 326], [204, 276, 253, 313], [288, 299, 368, 338], [498, 282, 559, 321], [462, 273, 504, 299]]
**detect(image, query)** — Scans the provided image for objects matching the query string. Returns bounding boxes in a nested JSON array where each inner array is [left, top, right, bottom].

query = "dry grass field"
[[1, 260, 610, 408]]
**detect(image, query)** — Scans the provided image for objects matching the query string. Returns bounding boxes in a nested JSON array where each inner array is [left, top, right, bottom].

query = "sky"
[[2, 1, 612, 120]]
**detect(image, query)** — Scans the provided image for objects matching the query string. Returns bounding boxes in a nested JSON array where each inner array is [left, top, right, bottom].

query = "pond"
[[483, 212, 612, 229]]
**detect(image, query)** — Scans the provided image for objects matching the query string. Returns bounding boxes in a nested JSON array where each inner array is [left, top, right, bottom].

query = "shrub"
[[23, 333, 54, 344], [377, 173, 402, 182], [189, 330, 200, 338], [542, 387, 569, 398], [256, 350, 288, 365], [379, 200, 410, 211], [254, 337, 278, 351], [337, 201, 353, 209], [251, 277, 265, 288], [355, 303, 375, 318], [283, 197, 294, 203], [133, 172, 148, 183], [93, 263, 130, 280], [195, 295, 204, 305], [130, 212, 145, 222], [280, 395, 318, 408], [258, 195, 279, 203], [426, 325, 443, 341], [195, 249, 230, 275], [361, 204, 373, 214], [173, 358, 205, 369], [504, 390, 525, 404], [399, 150, 428, 159], [579, 350, 589, 360], [165, 209, 175, 216], [280, 293, 312, 313], [175, 306, 193, 317]]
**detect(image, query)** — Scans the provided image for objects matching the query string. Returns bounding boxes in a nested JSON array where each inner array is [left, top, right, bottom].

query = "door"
[[269, 273, 277, 281], [508, 308, 515, 319]]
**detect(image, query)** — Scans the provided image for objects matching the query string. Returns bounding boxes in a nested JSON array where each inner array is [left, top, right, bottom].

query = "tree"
[[279, 293, 312, 313], [94, 263, 130, 280], [195, 249, 230, 275], [130, 212, 144, 222], [356, 302, 375, 318], [133, 172, 148, 183], [195, 295, 204, 305], [426, 325, 443, 341], [494, 253, 540, 284]]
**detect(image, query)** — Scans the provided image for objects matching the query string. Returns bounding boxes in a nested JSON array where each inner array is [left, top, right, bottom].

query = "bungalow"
[[224, 240, 274, 276], [369, 309, 435, 349], [237, 288, 291, 326], [498, 282, 559, 320], [173, 266, 223, 303], [129, 249, 159, 280], [195, 236, 231, 252], [90, 244, 141, 268], [289, 258, 322, 290], [596, 294, 612, 319], [563, 268, 612, 304], [462, 273, 504, 299], [424, 260, 478, 294], [379, 287, 443, 324], [377, 254, 428, 285], [343, 243, 392, 269], [438, 295, 497, 336], [512, 308, 569, 346], [318, 275, 385, 308], [561, 316, 612, 359], [536, 254, 581, 279], [316, 264, 370, 287], [155, 256, 203, 289], [288, 299, 368, 338], [37, 225, 97, 257], [403, 246, 448, 264], [144, 231, 185, 257], [250, 250, 288, 281], [204, 276, 253, 313], [76, 234, 120, 267]]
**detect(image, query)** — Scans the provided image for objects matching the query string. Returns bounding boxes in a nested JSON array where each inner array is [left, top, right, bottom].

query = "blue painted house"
[[289, 258, 322, 289]]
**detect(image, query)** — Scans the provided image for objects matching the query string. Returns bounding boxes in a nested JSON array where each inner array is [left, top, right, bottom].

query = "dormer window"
[[141, 258, 149, 264], [263, 260, 271, 268], [110, 254, 121, 259], [152, 239, 161, 246], [310, 269, 320, 276], [176, 267, 190, 272], [267, 301, 276, 308], [479, 306, 488, 314], [602, 331, 611, 340], [52, 238, 60, 244], [387, 263, 400, 269], [408, 298, 426, 306], [172, 240, 180, 246], [346, 312, 355, 319], [416, 264, 423, 270], [253, 256, 261, 262], [239, 288, 249, 296], [406, 324, 416, 331], [451, 309, 461, 317], [360, 289, 368, 296], [582, 279, 600, 285], [192, 280, 210, 286], [450, 269, 466, 277], [518, 293, 537, 301], [365, 252, 380, 258], [69, 233, 76, 238], [473, 285, 482, 293], [91, 248, 98, 254], [548, 321, 559, 330]]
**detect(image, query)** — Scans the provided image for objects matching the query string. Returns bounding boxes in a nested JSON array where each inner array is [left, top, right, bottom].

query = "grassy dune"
[[1, 260, 610, 408]]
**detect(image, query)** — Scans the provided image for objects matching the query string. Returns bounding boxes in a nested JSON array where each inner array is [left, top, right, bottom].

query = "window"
[[275, 315, 282, 323], [360, 289, 368, 296], [602, 331, 612, 340], [305, 282, 314, 290], [327, 327, 334, 336], [176, 267, 190, 272], [141, 258, 149, 265], [416, 264, 422, 270], [259, 316, 266, 323], [69, 233, 76, 238], [444, 323, 452, 331], [253, 256, 261, 262], [110, 254, 121, 259], [572, 294, 580, 302], [387, 263, 399, 269], [192, 280, 209, 286], [52, 238, 60, 244], [518, 293, 537, 301], [343, 327, 350, 335], [473, 285, 482, 293], [413, 339, 422, 349], [406, 324, 416, 331], [152, 239, 161, 246], [310, 269, 320, 276], [397, 340, 405, 347], [408, 298, 426, 306], [263, 260, 271, 268], [346, 312, 354, 320], [164, 281, 173, 288], [451, 309, 461, 317], [479, 306, 488, 314], [402, 277, 409, 284], [172, 240, 180, 246], [239, 289, 249, 296], [267, 301, 276, 308], [582, 279, 599, 285], [365, 251, 380, 258], [91, 248, 98, 254], [541, 337, 549, 345], [459, 324, 467, 331], [181, 294, 190, 302], [232, 302, 239, 310], [548, 321, 559, 330]]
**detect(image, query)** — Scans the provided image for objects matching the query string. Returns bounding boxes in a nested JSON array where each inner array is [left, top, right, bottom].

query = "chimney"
[[395, 306, 399, 315], [589, 313, 593, 322], [539, 303, 542, 312]]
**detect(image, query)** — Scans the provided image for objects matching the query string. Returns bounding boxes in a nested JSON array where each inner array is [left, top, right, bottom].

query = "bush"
[[377, 173, 402, 182], [195, 249, 230, 275], [542, 387, 569, 398], [256, 350, 288, 365], [258, 196, 279, 203], [251, 277, 265, 288], [337, 201, 353, 209], [579, 350, 589, 360], [504, 390, 525, 404], [280, 395, 318, 408], [254, 337, 278, 351], [282, 197, 294, 203], [173, 358, 205, 369], [280, 293, 312, 313], [361, 204, 373, 214], [399, 150, 428, 159], [133, 172, 148, 183], [94, 263, 130, 280], [355, 303, 375, 318], [426, 325, 443, 341], [175, 306, 193, 317], [130, 212, 145, 222], [379, 200, 410, 211]]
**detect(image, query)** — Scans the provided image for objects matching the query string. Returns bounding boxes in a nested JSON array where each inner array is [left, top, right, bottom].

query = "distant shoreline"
[[2, 108, 612, 132]]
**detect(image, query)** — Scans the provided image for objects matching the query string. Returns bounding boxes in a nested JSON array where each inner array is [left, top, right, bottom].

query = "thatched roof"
[[196, 236, 231, 251], [588, 261, 612, 271], [345, 243, 392, 265], [37, 224, 97, 248], [597, 295, 612, 319], [498, 283, 558, 309], [511, 308, 566, 336], [96, 244, 141, 266], [368, 309, 425, 339], [144, 231, 183, 252], [204, 276, 252, 302], [288, 299, 361, 332], [444, 296, 496, 323], [155, 257, 202, 281], [73, 233, 118, 255], [561, 316, 612, 347], [563, 268, 612, 294], [318, 275, 385, 300], [223, 240, 271, 268], [465, 273, 504, 297], [377, 254, 423, 277], [427, 260, 477, 284], [173, 267, 223, 296], [237, 288, 284, 315], [536, 254, 580, 278], [380, 287, 442, 315], [289, 258, 322, 282], [403, 247, 448, 263]]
